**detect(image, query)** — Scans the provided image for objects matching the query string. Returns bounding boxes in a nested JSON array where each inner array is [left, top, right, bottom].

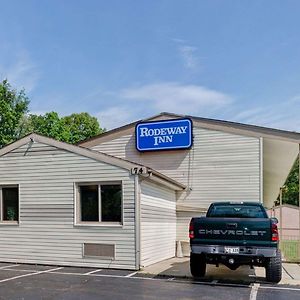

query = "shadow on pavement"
[[151, 259, 267, 285]]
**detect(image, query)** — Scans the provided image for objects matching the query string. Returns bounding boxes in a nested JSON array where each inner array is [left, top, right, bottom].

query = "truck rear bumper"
[[191, 245, 277, 257]]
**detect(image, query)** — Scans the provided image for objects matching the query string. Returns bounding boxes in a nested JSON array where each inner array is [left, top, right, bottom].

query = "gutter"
[[146, 169, 186, 191]]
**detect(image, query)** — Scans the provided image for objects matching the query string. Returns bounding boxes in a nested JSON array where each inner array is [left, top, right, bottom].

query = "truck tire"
[[265, 250, 282, 283], [190, 253, 206, 277]]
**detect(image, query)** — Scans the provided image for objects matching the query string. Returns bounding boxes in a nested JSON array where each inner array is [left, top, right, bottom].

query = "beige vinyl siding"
[[176, 211, 206, 256], [0, 142, 136, 269], [140, 181, 176, 267], [91, 126, 260, 209], [176, 211, 204, 242]]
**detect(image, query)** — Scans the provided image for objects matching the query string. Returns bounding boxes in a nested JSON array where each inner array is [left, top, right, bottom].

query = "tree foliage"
[[26, 112, 104, 144], [281, 158, 299, 206], [0, 80, 104, 146], [62, 112, 104, 144], [0, 80, 30, 147], [27, 112, 68, 141]]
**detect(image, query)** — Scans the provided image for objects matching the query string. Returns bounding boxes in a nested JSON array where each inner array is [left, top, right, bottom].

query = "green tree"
[[27, 112, 104, 144], [281, 158, 299, 206], [27, 112, 68, 141], [62, 112, 104, 144], [0, 80, 29, 147]]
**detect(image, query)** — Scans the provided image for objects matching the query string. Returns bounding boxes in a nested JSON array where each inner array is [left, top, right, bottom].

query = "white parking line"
[[259, 285, 300, 292], [50, 271, 129, 279], [0, 264, 19, 270], [167, 277, 175, 281], [249, 283, 260, 300], [84, 269, 102, 275], [2, 265, 64, 273], [46, 270, 248, 285], [125, 271, 138, 278], [3, 269, 38, 273], [0, 267, 63, 284], [2, 268, 56, 273]]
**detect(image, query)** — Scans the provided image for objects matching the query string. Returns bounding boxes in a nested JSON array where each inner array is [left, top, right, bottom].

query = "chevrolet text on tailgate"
[[189, 202, 282, 283]]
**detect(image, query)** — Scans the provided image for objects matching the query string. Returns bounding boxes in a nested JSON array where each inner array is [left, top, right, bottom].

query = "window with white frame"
[[76, 183, 122, 224], [0, 186, 19, 222]]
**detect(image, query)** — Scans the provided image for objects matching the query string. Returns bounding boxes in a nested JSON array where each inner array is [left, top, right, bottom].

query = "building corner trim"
[[134, 175, 141, 270], [259, 137, 264, 203]]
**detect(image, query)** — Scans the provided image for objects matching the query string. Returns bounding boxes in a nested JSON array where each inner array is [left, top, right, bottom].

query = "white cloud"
[[231, 95, 300, 131], [232, 108, 265, 121], [121, 82, 233, 112], [0, 50, 39, 93], [289, 94, 300, 104], [179, 45, 198, 70], [96, 82, 234, 129], [171, 38, 200, 70], [171, 38, 186, 44], [96, 106, 138, 130], [92, 82, 300, 133]]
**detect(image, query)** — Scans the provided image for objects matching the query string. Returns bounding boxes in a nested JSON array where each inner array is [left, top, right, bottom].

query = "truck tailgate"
[[192, 217, 273, 247]]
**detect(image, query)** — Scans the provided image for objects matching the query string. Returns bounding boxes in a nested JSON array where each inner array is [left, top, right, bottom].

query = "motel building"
[[0, 112, 299, 270]]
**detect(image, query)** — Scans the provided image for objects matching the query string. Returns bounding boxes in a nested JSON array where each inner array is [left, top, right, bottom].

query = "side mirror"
[[271, 217, 278, 224]]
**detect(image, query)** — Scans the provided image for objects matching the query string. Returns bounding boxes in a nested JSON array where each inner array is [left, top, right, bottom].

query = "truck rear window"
[[207, 205, 267, 218]]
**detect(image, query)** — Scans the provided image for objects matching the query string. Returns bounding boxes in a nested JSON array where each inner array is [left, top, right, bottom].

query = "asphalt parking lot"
[[0, 262, 299, 299]]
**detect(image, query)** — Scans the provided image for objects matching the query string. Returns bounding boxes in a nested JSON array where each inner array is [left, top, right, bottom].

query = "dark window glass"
[[80, 185, 99, 221], [2, 187, 19, 221], [101, 185, 122, 222], [208, 205, 267, 218]]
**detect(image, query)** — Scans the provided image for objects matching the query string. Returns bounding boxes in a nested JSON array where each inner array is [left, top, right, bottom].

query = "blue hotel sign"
[[135, 118, 193, 152]]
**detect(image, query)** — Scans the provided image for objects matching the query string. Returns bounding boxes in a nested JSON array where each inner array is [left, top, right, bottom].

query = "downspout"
[[259, 137, 264, 203], [134, 174, 141, 270], [279, 187, 283, 241]]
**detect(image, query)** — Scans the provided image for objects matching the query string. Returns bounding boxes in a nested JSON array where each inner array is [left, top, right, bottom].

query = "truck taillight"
[[272, 223, 279, 242], [189, 220, 195, 239]]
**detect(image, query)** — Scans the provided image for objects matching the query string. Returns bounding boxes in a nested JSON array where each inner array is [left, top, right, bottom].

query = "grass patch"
[[280, 240, 300, 262]]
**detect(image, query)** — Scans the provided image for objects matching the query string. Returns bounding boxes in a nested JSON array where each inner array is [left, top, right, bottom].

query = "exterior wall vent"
[[83, 243, 115, 259]]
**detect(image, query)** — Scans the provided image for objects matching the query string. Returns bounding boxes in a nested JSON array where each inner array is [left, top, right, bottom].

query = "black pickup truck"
[[189, 202, 281, 282]]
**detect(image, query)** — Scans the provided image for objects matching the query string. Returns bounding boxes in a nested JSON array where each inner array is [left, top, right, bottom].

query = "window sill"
[[74, 222, 123, 228], [0, 221, 19, 226]]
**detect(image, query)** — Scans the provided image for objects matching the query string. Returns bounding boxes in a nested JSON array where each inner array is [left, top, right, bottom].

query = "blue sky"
[[1, 1, 300, 130]]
